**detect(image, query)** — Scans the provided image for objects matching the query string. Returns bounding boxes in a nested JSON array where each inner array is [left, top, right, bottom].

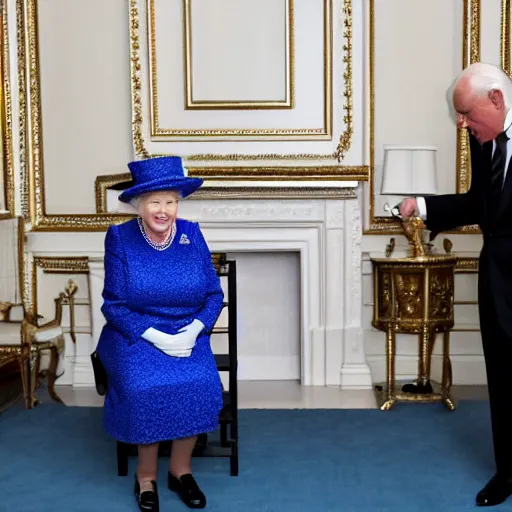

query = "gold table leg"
[[441, 331, 455, 410], [381, 326, 396, 410], [417, 325, 431, 387]]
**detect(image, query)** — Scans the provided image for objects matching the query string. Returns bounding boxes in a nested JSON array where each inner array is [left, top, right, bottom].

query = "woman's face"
[[138, 190, 179, 236]]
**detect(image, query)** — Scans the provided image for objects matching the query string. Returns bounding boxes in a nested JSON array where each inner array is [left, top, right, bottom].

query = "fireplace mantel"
[[26, 190, 372, 389]]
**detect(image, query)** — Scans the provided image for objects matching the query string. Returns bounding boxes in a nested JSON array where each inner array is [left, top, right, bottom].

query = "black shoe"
[[476, 474, 512, 506], [401, 382, 433, 394], [168, 472, 206, 509], [134, 474, 159, 512]]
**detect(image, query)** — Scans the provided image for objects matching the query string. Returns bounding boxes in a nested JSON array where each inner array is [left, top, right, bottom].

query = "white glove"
[[142, 319, 204, 358]]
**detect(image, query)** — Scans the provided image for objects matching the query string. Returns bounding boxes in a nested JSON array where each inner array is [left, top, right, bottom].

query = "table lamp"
[[380, 145, 438, 215]]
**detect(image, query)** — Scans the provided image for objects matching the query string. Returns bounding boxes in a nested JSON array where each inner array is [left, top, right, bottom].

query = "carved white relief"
[[348, 198, 363, 346], [325, 199, 345, 229], [23, 250, 34, 314], [197, 201, 324, 221]]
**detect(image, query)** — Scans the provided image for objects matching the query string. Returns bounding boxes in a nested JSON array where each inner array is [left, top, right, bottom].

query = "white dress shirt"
[[416, 108, 512, 219]]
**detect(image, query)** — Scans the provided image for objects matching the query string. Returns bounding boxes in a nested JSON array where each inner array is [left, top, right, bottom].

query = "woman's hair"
[[129, 190, 181, 212]]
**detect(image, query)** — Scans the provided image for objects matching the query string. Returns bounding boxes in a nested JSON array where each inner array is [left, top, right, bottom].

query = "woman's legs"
[[137, 443, 159, 491], [169, 436, 197, 477]]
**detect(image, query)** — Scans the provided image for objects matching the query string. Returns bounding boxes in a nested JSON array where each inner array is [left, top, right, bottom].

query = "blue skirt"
[[96, 326, 223, 444]]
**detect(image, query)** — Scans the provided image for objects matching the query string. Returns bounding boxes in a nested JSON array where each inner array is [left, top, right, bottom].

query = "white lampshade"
[[381, 146, 438, 196]]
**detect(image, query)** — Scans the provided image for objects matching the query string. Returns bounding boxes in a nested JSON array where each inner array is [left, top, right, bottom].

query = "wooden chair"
[[23, 280, 78, 404], [115, 253, 239, 476], [0, 217, 78, 408]]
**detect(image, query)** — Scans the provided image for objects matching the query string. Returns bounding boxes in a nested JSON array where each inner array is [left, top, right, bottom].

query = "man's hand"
[[399, 198, 419, 218]]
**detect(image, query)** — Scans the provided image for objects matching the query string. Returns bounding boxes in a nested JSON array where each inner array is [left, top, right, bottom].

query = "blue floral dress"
[[96, 218, 224, 445]]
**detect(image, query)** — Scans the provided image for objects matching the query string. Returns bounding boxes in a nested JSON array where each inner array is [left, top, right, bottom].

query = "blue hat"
[[118, 156, 203, 203]]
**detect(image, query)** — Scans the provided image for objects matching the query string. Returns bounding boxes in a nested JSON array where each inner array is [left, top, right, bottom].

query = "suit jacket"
[[424, 133, 512, 336]]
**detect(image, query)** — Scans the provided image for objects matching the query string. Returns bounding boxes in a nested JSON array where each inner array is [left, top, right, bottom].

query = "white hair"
[[129, 190, 182, 213], [454, 62, 512, 109]]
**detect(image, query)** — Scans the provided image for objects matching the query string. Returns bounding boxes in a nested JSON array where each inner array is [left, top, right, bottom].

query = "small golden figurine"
[[400, 215, 427, 258]]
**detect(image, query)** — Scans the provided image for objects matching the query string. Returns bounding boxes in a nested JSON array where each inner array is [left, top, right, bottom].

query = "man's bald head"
[[452, 63, 512, 143]]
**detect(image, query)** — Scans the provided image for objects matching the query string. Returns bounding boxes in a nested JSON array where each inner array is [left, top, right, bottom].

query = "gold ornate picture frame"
[[181, 0, 295, 111]]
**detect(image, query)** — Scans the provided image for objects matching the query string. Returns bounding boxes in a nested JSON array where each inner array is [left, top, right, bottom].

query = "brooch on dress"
[[179, 233, 190, 244]]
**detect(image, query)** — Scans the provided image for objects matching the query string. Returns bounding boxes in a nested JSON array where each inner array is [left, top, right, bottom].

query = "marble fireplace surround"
[[26, 189, 372, 389]]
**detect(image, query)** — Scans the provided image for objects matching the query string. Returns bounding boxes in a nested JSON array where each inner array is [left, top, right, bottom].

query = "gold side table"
[[370, 217, 458, 411]]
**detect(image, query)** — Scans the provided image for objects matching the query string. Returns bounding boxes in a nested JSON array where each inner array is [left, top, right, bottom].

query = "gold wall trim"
[[32, 256, 89, 317], [182, 0, 294, 110], [33, 257, 89, 274], [502, 0, 511, 75], [454, 256, 478, 272], [1, 0, 14, 215], [132, 0, 352, 161], [365, 0, 481, 235], [148, 0, 325, 138], [17, 0, 28, 218]]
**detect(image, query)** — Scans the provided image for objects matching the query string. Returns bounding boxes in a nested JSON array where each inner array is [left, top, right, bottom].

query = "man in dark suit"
[[400, 62, 512, 507]]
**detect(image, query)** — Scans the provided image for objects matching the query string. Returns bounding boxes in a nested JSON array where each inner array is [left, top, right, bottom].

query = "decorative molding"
[[365, 0, 481, 235], [325, 200, 344, 229], [1, 1, 14, 215], [196, 202, 323, 220], [130, 0, 353, 162], [182, 0, 294, 111], [455, 256, 478, 272], [33, 257, 89, 274], [95, 168, 364, 213], [349, 199, 362, 341], [31, 256, 90, 316], [502, 0, 511, 76], [335, 0, 353, 162], [146, 0, 327, 138], [17, 0, 28, 218]]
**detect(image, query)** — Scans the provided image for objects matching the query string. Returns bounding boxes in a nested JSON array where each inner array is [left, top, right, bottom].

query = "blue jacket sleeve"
[[100, 224, 154, 344], [191, 223, 224, 333]]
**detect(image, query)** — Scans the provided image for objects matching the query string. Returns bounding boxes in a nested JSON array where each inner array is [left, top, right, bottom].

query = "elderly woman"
[[95, 156, 224, 511]]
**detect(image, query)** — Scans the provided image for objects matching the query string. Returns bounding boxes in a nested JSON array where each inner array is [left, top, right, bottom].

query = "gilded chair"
[[0, 216, 78, 408], [0, 216, 33, 407], [23, 279, 78, 405]]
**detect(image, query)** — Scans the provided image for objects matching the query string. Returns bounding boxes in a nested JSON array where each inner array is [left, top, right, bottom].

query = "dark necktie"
[[489, 131, 509, 209]]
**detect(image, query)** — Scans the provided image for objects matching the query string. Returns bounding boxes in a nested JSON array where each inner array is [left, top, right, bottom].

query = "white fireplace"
[[26, 190, 372, 389]]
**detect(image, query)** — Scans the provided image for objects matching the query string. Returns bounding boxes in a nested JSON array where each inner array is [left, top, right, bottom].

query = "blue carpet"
[[0, 401, 505, 511]]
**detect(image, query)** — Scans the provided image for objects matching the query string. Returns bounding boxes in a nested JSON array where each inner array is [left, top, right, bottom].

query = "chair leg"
[[33, 353, 41, 391], [220, 423, 228, 447], [117, 442, 129, 476], [230, 441, 239, 476], [47, 346, 63, 404], [18, 353, 36, 409]]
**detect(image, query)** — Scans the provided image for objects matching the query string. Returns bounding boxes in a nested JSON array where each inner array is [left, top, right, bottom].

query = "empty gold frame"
[[147, 0, 327, 139], [0, 1, 13, 219], [366, 0, 480, 235], [182, 0, 294, 110]]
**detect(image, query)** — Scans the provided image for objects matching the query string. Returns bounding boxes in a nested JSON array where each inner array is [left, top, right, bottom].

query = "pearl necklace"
[[137, 217, 176, 251]]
